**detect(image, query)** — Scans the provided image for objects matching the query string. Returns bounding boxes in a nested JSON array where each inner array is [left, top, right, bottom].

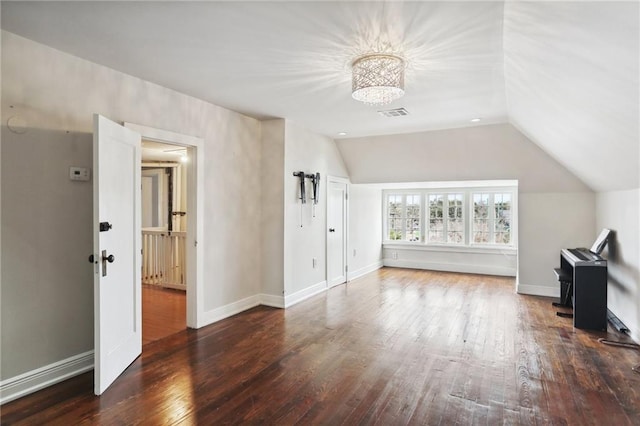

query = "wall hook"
[[293, 171, 306, 204]]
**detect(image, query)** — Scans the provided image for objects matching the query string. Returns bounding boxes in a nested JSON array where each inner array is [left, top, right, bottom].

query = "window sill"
[[382, 242, 517, 255]]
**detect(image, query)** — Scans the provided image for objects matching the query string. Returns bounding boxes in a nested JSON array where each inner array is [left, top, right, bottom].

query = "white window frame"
[[426, 191, 465, 245], [383, 192, 423, 242], [383, 185, 517, 250], [470, 190, 516, 247]]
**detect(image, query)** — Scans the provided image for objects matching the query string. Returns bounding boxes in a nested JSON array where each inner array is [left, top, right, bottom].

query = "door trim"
[[124, 122, 204, 329], [326, 176, 350, 286]]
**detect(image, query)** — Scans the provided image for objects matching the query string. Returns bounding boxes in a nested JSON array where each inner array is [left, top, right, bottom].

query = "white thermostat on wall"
[[69, 166, 91, 182]]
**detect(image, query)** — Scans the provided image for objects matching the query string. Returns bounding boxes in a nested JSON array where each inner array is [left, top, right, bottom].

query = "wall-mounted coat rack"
[[293, 171, 321, 225], [293, 171, 306, 204], [305, 172, 320, 205]]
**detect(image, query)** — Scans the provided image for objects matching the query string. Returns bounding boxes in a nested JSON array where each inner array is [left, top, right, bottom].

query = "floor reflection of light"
[[162, 370, 196, 422]]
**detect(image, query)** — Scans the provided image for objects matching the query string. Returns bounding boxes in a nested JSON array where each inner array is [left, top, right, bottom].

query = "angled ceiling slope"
[[504, 1, 639, 192]]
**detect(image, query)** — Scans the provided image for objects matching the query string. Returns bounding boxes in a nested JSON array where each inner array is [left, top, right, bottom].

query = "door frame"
[[125, 122, 204, 328], [326, 176, 350, 287]]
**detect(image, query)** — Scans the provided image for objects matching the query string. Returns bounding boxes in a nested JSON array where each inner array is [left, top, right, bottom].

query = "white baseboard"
[[383, 259, 516, 277], [0, 350, 94, 405], [348, 260, 383, 281], [284, 280, 327, 308], [516, 283, 559, 298], [260, 293, 285, 309], [198, 294, 261, 328]]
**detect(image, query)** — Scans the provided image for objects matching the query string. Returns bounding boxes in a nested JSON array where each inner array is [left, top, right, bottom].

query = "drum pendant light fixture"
[[351, 53, 405, 106]]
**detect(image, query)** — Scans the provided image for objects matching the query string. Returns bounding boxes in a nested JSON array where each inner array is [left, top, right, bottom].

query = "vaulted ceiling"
[[2, 1, 638, 191]]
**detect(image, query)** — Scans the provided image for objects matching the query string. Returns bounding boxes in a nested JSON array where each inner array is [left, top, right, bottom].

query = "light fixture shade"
[[352, 54, 405, 106]]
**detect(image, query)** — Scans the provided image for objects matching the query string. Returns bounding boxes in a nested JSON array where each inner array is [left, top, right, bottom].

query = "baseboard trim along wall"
[[199, 294, 262, 328], [517, 283, 560, 298], [0, 350, 94, 405], [383, 259, 516, 277], [260, 293, 285, 309], [284, 281, 327, 308], [348, 261, 383, 281]]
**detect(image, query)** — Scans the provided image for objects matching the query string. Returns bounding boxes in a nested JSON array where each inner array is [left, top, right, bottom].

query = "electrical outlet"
[[392, 252, 398, 260], [312, 258, 317, 268]]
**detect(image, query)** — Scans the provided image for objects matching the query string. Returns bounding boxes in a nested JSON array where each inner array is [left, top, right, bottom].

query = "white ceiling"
[[2, 1, 638, 191], [1, 1, 508, 138]]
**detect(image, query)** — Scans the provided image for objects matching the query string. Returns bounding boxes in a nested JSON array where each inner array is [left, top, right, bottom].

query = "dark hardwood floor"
[[142, 284, 186, 345], [3, 268, 639, 425]]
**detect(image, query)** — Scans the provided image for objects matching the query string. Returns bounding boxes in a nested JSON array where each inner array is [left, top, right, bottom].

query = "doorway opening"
[[140, 140, 188, 345]]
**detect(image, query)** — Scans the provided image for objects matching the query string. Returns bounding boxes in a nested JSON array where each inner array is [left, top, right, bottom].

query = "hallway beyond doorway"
[[142, 285, 186, 345]]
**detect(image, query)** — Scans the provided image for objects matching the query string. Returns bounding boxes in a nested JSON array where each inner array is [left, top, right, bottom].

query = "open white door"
[[327, 179, 348, 288], [92, 114, 142, 395]]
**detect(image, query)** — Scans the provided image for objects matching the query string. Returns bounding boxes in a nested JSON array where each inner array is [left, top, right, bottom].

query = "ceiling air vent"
[[377, 107, 409, 117]]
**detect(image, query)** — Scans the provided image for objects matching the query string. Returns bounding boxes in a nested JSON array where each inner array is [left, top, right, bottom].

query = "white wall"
[[347, 185, 383, 279], [596, 189, 640, 341], [336, 123, 594, 295], [1, 31, 262, 380], [283, 121, 349, 300], [337, 123, 589, 192]]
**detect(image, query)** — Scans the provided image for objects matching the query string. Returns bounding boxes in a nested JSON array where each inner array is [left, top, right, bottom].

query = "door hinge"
[[345, 193, 349, 200], [345, 265, 349, 272]]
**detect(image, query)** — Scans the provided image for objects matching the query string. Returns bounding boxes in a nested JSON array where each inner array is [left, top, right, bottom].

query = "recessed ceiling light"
[[338, 132, 347, 136], [470, 118, 482, 122]]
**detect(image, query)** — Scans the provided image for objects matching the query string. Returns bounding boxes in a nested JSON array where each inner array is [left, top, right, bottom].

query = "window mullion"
[[402, 194, 406, 242], [421, 192, 426, 243], [443, 195, 449, 243]]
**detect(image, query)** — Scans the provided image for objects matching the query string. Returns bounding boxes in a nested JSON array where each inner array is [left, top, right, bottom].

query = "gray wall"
[[1, 30, 262, 379], [1, 128, 94, 378]]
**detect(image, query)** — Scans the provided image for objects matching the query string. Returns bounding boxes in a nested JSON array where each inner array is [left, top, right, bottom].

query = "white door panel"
[[93, 114, 142, 395], [327, 180, 347, 288]]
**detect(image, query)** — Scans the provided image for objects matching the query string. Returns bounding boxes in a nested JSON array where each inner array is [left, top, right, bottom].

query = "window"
[[405, 195, 421, 242], [386, 194, 421, 242], [384, 186, 516, 248], [427, 193, 464, 244], [387, 195, 403, 240], [447, 193, 464, 243], [472, 192, 512, 245], [428, 194, 444, 243], [494, 193, 512, 244], [472, 193, 490, 243]]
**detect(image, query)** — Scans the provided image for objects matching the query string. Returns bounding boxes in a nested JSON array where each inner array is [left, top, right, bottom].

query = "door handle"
[[329, 228, 335, 232], [101, 250, 115, 277]]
